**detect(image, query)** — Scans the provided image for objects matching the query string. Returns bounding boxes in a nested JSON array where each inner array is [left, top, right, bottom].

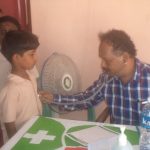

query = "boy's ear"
[[12, 54, 20, 63]]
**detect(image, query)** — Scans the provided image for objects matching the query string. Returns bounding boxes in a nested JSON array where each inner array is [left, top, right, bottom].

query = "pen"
[[137, 100, 148, 104]]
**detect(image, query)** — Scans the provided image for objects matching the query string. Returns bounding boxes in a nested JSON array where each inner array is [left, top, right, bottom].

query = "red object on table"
[[65, 147, 87, 150]]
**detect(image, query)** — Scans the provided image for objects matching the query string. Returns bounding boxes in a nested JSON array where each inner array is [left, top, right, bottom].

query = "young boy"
[[0, 16, 40, 147], [0, 30, 42, 142]]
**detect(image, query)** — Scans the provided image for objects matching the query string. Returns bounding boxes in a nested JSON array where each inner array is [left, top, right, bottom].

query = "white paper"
[[88, 136, 118, 150], [68, 126, 118, 144]]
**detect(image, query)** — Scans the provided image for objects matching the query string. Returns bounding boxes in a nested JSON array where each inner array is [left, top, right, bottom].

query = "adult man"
[[49, 29, 150, 125]]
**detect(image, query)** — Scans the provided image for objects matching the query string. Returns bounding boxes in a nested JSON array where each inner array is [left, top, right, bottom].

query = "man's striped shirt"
[[54, 59, 150, 125]]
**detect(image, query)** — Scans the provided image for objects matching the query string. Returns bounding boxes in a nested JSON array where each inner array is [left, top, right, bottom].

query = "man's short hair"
[[0, 16, 21, 30], [1, 30, 39, 62], [99, 29, 137, 57]]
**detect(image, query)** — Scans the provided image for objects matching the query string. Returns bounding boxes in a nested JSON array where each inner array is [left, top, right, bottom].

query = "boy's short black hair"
[[0, 16, 21, 30], [1, 30, 39, 62]]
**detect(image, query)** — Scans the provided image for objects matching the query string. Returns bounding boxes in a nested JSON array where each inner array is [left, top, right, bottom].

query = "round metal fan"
[[40, 52, 81, 116], [41, 52, 81, 95]]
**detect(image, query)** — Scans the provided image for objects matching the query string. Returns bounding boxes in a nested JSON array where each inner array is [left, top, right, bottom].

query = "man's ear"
[[122, 52, 130, 64]]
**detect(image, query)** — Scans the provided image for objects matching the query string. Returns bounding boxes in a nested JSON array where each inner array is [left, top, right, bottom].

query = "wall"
[[30, 0, 101, 90], [30, 0, 150, 120], [30, 0, 150, 90]]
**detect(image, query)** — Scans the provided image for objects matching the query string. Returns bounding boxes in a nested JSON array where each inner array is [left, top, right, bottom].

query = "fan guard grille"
[[40, 52, 81, 95]]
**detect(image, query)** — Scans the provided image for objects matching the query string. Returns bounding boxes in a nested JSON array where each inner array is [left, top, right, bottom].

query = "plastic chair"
[[87, 107, 96, 121], [95, 106, 110, 122], [42, 104, 52, 117], [87, 105, 110, 122], [42, 103, 110, 123]]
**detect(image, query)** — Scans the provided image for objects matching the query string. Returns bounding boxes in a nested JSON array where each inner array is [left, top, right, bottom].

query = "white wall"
[[30, 0, 150, 120], [31, 0, 150, 90]]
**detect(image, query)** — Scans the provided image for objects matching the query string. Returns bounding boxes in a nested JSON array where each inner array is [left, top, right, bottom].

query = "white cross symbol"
[[23, 130, 56, 144]]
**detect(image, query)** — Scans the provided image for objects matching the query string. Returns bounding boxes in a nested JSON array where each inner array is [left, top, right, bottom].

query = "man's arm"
[[41, 74, 112, 111], [53, 74, 111, 111], [4, 122, 16, 139]]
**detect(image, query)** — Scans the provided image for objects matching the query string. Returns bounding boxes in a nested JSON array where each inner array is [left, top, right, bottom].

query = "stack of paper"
[[67, 125, 118, 149]]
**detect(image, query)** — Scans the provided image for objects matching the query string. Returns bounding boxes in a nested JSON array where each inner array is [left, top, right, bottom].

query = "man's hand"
[[38, 91, 54, 104]]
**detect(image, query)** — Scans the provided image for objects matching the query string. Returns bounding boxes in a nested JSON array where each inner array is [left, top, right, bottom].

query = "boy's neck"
[[11, 68, 30, 80]]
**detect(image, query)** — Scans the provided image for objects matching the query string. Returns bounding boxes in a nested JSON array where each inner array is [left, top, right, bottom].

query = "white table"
[[1, 116, 139, 150]]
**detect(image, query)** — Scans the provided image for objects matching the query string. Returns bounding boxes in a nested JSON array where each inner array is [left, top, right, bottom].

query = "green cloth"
[[12, 117, 139, 150], [12, 117, 87, 150]]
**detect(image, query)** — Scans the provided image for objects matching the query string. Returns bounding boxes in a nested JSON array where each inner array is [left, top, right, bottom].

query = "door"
[[0, 0, 31, 31]]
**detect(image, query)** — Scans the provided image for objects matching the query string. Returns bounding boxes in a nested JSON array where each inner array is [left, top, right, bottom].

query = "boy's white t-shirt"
[[0, 71, 42, 142]]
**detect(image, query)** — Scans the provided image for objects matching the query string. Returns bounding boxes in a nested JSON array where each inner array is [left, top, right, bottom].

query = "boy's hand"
[[38, 91, 54, 104]]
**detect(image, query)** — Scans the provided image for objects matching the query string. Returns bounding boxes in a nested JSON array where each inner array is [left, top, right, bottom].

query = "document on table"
[[67, 125, 118, 146]]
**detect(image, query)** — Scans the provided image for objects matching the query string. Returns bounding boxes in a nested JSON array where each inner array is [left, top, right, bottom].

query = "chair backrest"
[[87, 107, 96, 121], [42, 104, 52, 117], [42, 102, 110, 122], [95, 106, 110, 122], [88, 100, 110, 122]]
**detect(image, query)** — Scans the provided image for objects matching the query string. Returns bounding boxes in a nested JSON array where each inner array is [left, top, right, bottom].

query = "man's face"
[[0, 22, 18, 44], [99, 41, 125, 77]]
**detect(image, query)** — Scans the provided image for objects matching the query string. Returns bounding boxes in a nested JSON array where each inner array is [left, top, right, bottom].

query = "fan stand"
[[40, 52, 96, 121]]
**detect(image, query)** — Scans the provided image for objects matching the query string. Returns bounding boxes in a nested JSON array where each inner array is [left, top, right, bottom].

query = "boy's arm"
[[4, 122, 16, 139]]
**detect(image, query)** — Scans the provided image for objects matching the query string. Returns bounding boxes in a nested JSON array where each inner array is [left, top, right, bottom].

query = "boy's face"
[[13, 49, 37, 70]]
